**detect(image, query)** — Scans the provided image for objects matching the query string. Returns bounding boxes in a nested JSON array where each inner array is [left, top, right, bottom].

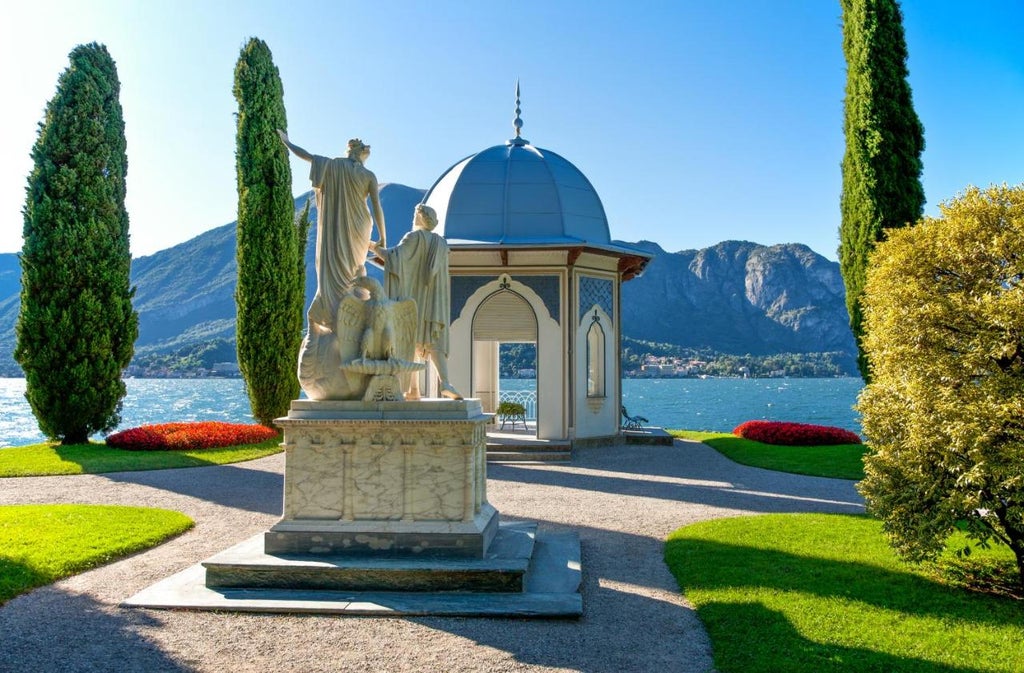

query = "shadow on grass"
[[0, 558, 47, 606], [699, 602, 989, 673], [666, 534, 1023, 627], [49, 439, 282, 474], [52, 443, 222, 472]]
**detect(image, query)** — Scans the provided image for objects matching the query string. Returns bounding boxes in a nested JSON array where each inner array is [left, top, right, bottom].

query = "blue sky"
[[1, 0, 1021, 260]]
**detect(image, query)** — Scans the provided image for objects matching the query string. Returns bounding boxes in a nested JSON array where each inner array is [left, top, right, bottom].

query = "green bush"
[[496, 401, 526, 417], [858, 184, 1024, 587]]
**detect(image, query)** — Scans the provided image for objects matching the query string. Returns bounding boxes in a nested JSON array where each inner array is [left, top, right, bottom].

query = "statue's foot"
[[440, 383, 463, 400]]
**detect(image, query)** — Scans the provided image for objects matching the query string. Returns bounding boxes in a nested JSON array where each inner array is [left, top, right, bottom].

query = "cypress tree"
[[234, 37, 301, 426], [16, 43, 138, 445], [295, 197, 312, 311], [839, 0, 925, 379]]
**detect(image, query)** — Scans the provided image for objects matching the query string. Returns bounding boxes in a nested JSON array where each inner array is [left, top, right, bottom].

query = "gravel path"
[[0, 440, 864, 673]]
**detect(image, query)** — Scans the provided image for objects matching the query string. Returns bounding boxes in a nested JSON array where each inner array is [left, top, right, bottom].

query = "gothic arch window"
[[586, 316, 605, 398]]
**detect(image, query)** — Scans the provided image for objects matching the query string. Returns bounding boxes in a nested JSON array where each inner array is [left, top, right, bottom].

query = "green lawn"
[[0, 504, 193, 605], [0, 438, 282, 477], [665, 513, 1023, 673], [670, 430, 867, 480]]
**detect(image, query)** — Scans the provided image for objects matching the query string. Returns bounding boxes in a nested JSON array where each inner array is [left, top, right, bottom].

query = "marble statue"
[[373, 204, 462, 400], [278, 130, 387, 400], [337, 277, 422, 402]]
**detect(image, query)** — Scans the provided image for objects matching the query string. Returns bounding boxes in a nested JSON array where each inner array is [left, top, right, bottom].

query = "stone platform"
[[622, 426, 675, 446], [124, 398, 583, 617], [124, 523, 582, 617], [210, 522, 534, 593]]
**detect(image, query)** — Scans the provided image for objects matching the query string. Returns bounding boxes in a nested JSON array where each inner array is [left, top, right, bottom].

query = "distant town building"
[[211, 362, 241, 376]]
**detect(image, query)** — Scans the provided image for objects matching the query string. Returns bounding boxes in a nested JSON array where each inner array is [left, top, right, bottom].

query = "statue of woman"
[[278, 130, 387, 399], [373, 204, 461, 399]]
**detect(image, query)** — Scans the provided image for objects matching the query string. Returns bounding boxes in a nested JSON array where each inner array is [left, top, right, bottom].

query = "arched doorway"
[[471, 290, 538, 428]]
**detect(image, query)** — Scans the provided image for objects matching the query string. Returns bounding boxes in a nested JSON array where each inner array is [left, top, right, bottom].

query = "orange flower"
[[106, 422, 278, 451]]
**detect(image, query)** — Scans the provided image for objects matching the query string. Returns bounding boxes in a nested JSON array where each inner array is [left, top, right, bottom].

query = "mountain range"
[[0, 184, 857, 376]]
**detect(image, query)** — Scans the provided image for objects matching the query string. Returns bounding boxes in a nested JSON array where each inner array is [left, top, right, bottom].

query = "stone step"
[[622, 427, 675, 446], [203, 522, 537, 593], [484, 442, 571, 450], [123, 527, 583, 617], [486, 451, 572, 462]]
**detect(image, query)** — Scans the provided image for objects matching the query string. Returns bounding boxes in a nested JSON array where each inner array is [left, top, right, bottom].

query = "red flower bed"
[[733, 420, 862, 446], [106, 422, 279, 451]]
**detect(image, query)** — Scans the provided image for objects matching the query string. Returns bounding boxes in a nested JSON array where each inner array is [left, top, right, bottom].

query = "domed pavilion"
[[422, 91, 652, 444]]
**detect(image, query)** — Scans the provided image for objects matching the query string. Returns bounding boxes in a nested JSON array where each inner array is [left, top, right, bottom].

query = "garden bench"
[[621, 405, 648, 430]]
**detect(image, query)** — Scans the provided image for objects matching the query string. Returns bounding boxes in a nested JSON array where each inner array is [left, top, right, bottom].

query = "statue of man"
[[373, 204, 462, 400], [278, 130, 387, 400]]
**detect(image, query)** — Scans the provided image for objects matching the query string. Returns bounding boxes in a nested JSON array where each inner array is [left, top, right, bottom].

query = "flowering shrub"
[[106, 422, 279, 451], [733, 420, 862, 446]]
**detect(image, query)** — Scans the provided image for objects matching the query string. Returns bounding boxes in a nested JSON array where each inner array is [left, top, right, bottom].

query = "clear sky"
[[1, 1, 1021, 260]]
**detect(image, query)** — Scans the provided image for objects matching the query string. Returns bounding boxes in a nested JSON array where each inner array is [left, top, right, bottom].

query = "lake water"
[[0, 377, 863, 448]]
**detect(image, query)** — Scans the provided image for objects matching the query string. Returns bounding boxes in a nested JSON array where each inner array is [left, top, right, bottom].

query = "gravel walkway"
[[0, 439, 864, 673]]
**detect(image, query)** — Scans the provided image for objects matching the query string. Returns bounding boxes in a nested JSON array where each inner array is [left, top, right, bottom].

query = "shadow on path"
[[0, 588, 189, 672], [408, 530, 712, 673], [102, 462, 283, 516], [489, 447, 863, 516]]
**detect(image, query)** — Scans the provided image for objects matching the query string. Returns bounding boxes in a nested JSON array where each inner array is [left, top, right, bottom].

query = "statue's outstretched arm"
[[368, 176, 386, 247], [277, 129, 313, 163]]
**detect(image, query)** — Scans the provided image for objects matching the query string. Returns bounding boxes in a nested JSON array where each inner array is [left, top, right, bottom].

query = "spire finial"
[[510, 79, 528, 146]]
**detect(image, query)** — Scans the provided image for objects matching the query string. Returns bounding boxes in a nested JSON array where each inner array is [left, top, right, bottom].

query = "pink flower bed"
[[106, 422, 278, 451], [733, 420, 862, 446]]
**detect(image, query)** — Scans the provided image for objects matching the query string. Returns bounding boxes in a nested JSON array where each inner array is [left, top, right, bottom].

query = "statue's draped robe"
[[297, 155, 379, 400], [307, 155, 377, 327], [380, 228, 450, 357]]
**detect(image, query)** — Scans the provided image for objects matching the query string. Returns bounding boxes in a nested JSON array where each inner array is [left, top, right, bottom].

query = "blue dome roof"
[[423, 142, 611, 246]]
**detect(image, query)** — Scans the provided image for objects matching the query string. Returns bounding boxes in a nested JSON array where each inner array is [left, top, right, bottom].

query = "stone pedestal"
[[267, 399, 497, 558]]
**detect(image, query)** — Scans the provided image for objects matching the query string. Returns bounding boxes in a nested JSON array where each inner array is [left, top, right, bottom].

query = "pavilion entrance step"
[[622, 427, 675, 446], [485, 437, 572, 463]]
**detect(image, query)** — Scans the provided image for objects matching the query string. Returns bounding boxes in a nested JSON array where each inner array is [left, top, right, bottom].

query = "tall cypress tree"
[[295, 197, 312, 308], [16, 43, 137, 444], [234, 37, 301, 426], [839, 0, 925, 379]]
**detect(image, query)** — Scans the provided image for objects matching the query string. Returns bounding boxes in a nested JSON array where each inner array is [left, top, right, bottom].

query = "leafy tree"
[[839, 0, 925, 379], [858, 185, 1024, 587], [15, 43, 137, 444], [233, 37, 300, 426]]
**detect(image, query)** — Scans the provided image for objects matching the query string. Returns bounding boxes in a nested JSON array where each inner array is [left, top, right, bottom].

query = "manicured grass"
[[669, 430, 866, 480], [0, 437, 282, 477], [665, 514, 1023, 673], [0, 504, 193, 605]]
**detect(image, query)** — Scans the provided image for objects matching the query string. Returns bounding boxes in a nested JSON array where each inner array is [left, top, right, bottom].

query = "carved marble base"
[[271, 399, 495, 558]]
